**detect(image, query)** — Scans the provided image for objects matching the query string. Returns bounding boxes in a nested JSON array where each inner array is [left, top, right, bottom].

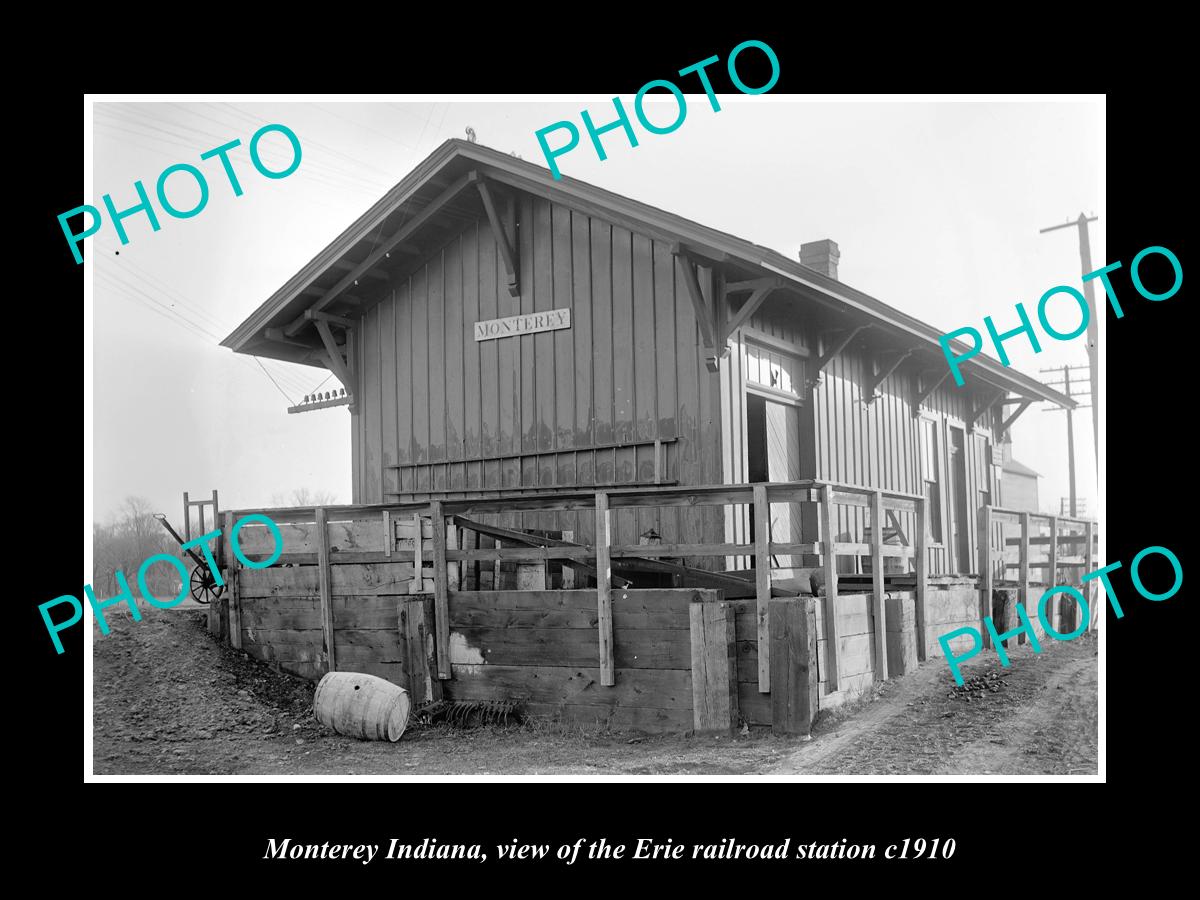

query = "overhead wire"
[[95, 267, 320, 398], [208, 102, 403, 180], [98, 262, 337, 398], [94, 113, 388, 199], [91, 127, 372, 213], [94, 110, 389, 200], [100, 103, 397, 194], [115, 261, 338, 397], [91, 100, 437, 403], [254, 357, 295, 405], [97, 264, 307, 388], [312, 103, 418, 151]]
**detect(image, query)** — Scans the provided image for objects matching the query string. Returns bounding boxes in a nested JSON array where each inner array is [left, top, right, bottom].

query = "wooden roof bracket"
[[264, 326, 320, 350], [970, 387, 1006, 426], [314, 319, 357, 412], [477, 177, 520, 297], [913, 367, 952, 413], [864, 348, 916, 403], [807, 324, 871, 390], [720, 277, 780, 345], [671, 244, 723, 372], [998, 398, 1035, 436], [304, 309, 356, 328]]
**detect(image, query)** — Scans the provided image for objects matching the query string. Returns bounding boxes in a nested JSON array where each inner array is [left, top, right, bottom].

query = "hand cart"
[[152, 489, 225, 605]]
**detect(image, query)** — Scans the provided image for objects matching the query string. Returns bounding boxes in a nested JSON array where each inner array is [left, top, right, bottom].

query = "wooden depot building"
[[214, 139, 1088, 733]]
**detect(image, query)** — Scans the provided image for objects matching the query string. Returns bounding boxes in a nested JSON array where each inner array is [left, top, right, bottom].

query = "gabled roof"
[[222, 138, 1074, 408]]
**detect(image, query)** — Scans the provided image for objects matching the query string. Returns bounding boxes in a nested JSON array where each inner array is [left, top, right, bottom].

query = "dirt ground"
[[92, 608, 1098, 776]]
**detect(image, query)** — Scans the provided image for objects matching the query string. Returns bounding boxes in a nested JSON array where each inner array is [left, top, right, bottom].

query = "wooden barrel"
[[313, 672, 411, 741]]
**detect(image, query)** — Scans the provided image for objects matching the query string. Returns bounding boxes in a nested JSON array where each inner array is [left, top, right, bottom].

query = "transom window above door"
[[745, 340, 803, 400]]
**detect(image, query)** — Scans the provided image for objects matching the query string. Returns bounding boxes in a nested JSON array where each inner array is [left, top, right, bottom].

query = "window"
[[745, 341, 802, 399], [920, 418, 943, 543], [976, 434, 993, 507]]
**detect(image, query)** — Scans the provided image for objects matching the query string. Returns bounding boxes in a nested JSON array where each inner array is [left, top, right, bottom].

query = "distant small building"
[[1000, 456, 1041, 513]]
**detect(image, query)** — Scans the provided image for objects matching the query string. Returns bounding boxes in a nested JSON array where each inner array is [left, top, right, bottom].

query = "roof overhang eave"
[[757, 262, 1077, 409]]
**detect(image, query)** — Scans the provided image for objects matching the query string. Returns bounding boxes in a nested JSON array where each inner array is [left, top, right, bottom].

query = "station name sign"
[[473, 308, 571, 342]]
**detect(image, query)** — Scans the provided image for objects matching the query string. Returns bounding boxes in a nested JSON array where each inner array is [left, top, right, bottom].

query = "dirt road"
[[770, 634, 1098, 775], [92, 609, 1098, 776]]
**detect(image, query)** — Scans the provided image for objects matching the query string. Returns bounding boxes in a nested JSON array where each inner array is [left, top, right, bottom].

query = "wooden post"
[[399, 597, 442, 705], [914, 495, 928, 660], [491, 536, 502, 590], [220, 510, 235, 571], [207, 591, 225, 640], [561, 531, 575, 589], [467, 528, 480, 589], [820, 483, 841, 693], [206, 592, 223, 643], [227, 568, 242, 650], [315, 507, 336, 673], [382, 510, 392, 558], [769, 597, 818, 736], [979, 505, 994, 650], [689, 599, 738, 734], [1085, 519, 1096, 631], [870, 490, 888, 681], [884, 593, 918, 676], [209, 510, 232, 640], [183, 491, 191, 544], [447, 519, 460, 591], [595, 492, 615, 686], [1019, 512, 1031, 644], [409, 513, 424, 595], [1048, 515, 1061, 631], [431, 501, 451, 680], [753, 483, 772, 693]]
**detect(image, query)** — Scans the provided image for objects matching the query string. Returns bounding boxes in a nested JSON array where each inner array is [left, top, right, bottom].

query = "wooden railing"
[[225, 479, 928, 698], [978, 505, 1098, 646]]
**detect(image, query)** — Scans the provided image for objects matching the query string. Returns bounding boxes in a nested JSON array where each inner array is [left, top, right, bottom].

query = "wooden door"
[[764, 399, 803, 569], [948, 425, 971, 573]]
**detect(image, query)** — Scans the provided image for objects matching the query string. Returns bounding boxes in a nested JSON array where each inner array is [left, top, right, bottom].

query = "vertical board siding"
[[349, 194, 992, 580], [811, 340, 995, 577], [355, 200, 723, 551]]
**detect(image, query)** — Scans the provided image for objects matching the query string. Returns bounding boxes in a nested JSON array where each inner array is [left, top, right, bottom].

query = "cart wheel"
[[189, 565, 225, 605]]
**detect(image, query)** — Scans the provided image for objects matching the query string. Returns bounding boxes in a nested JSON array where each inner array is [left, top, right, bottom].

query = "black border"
[[28, 29, 1187, 881]]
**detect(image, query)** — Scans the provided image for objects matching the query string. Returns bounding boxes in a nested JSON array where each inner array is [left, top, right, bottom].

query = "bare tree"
[[92, 496, 180, 596], [122, 495, 157, 554], [270, 488, 340, 507]]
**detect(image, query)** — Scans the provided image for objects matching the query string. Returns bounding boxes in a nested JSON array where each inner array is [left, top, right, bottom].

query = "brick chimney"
[[800, 239, 840, 280]]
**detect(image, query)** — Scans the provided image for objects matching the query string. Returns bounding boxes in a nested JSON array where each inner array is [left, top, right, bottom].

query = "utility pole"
[[1040, 364, 1091, 517], [1040, 213, 1099, 468], [1063, 367, 1076, 517]]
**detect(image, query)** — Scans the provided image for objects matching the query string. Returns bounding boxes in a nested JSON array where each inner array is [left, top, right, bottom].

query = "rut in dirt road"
[[774, 633, 1098, 775]]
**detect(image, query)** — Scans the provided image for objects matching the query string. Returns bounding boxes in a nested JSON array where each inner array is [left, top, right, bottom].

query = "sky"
[[89, 97, 1102, 525]]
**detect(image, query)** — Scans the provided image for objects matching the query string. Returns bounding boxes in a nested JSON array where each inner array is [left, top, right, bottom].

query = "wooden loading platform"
[[205, 482, 1098, 734]]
